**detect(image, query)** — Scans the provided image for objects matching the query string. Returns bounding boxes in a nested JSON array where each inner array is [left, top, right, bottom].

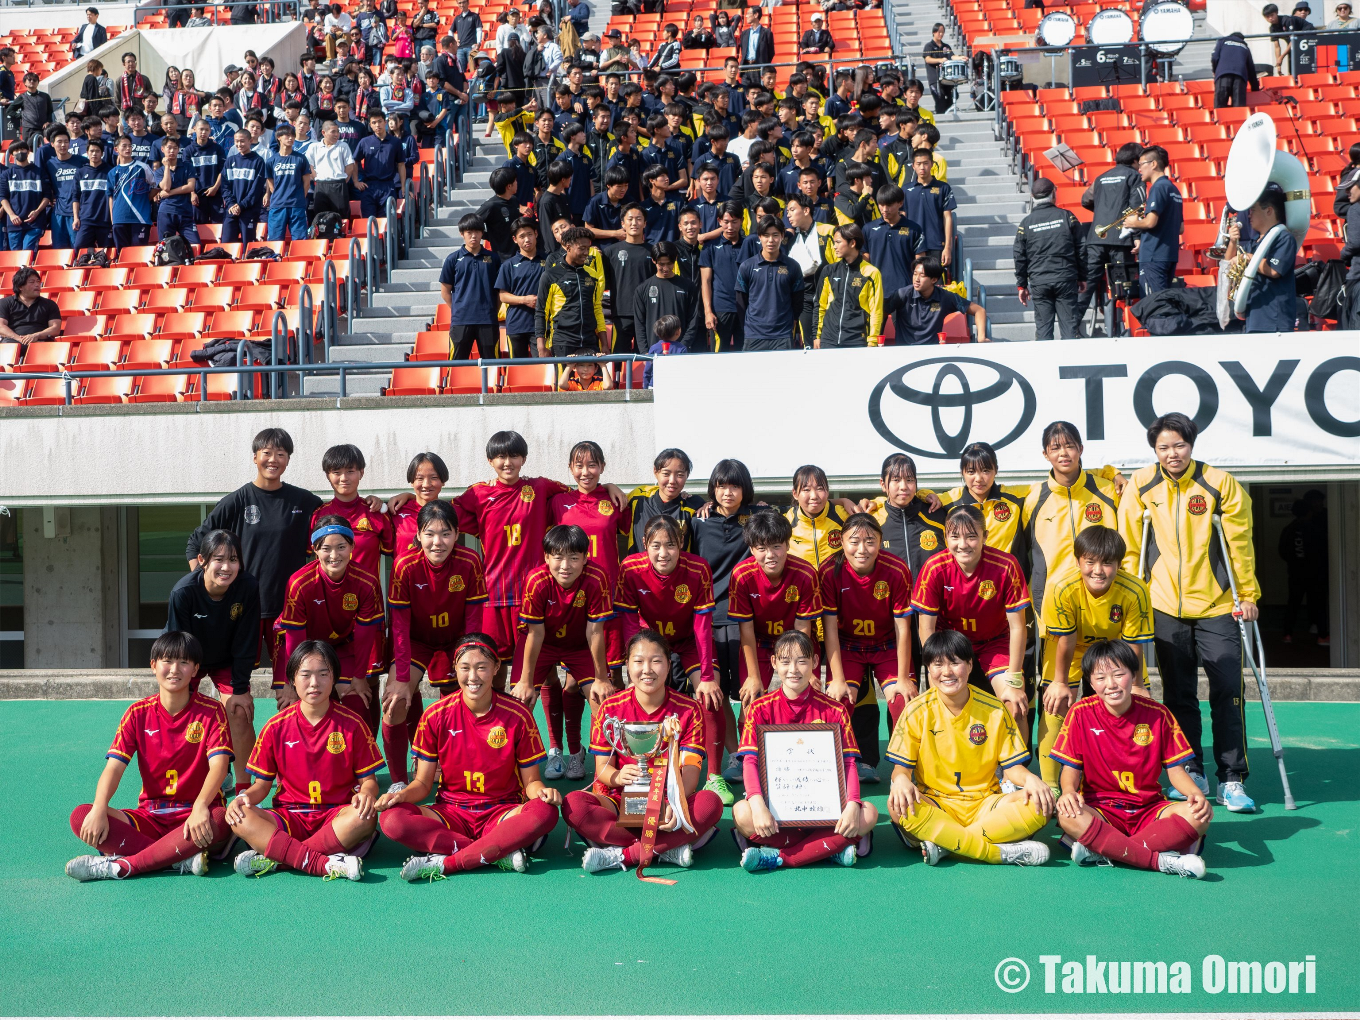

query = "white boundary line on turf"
[[27, 1013, 1360, 1019]]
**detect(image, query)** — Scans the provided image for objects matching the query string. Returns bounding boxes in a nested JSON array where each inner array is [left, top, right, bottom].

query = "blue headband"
[[311, 523, 355, 545]]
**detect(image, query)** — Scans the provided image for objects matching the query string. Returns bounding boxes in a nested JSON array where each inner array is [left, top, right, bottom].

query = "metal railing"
[[964, 255, 990, 338], [133, 0, 303, 26]]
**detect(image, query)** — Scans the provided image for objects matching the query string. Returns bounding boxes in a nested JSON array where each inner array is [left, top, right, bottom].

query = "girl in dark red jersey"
[[563, 629, 724, 873], [383, 499, 488, 790], [378, 634, 561, 879], [227, 641, 382, 881], [66, 633, 233, 881], [388, 451, 448, 557]]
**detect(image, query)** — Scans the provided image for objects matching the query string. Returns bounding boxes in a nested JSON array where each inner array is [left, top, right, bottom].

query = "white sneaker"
[[234, 849, 278, 877], [543, 748, 565, 780], [495, 849, 528, 873], [998, 840, 1051, 866], [1158, 851, 1206, 879], [565, 749, 587, 779], [172, 851, 210, 876], [1071, 841, 1111, 867], [657, 844, 693, 868], [582, 846, 627, 872], [401, 854, 447, 882], [65, 855, 124, 881], [386, 781, 408, 797], [921, 840, 943, 866], [322, 854, 364, 881]]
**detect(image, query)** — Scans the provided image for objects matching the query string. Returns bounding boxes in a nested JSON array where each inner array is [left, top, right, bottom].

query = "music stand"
[[1044, 143, 1084, 179]]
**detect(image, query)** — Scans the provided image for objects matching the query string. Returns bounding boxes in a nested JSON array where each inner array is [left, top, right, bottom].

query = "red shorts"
[[410, 639, 458, 688], [737, 643, 777, 689], [483, 604, 525, 684], [532, 645, 599, 687], [191, 667, 236, 696], [841, 644, 899, 691], [973, 632, 1012, 679], [1092, 798, 1180, 837], [122, 802, 196, 838], [428, 799, 520, 838], [267, 803, 346, 839], [606, 615, 625, 668], [367, 625, 390, 682]]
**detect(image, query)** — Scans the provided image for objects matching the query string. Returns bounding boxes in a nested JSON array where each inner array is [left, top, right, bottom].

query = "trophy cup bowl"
[[618, 721, 662, 824]]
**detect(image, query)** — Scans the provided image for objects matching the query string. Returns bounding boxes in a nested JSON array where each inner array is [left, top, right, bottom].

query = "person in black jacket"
[[1013, 177, 1086, 340], [800, 13, 835, 54], [633, 241, 702, 351], [166, 529, 261, 792], [1076, 141, 1144, 332], [1211, 32, 1260, 108], [737, 7, 775, 67]]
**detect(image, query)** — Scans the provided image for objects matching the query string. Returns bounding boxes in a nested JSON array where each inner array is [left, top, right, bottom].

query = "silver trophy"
[[603, 717, 662, 824]]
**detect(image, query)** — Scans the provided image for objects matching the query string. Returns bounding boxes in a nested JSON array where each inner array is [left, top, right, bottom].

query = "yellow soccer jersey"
[[885, 686, 1030, 800], [1039, 568, 1154, 686]]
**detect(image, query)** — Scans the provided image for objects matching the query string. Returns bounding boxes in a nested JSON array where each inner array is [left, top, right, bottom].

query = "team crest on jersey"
[[992, 502, 1013, 522], [520, 485, 535, 502], [1132, 723, 1153, 746], [873, 580, 890, 600], [342, 593, 359, 611], [1110, 604, 1124, 623], [487, 725, 508, 749], [1084, 502, 1104, 524], [449, 575, 466, 592], [326, 731, 347, 754], [978, 580, 997, 601], [920, 531, 938, 551], [573, 589, 587, 608], [674, 584, 692, 604], [598, 498, 614, 515], [243, 505, 262, 525], [230, 602, 244, 621], [828, 529, 842, 549], [1187, 494, 1208, 515], [185, 721, 205, 743], [784, 585, 799, 602], [968, 723, 987, 745], [355, 517, 372, 531]]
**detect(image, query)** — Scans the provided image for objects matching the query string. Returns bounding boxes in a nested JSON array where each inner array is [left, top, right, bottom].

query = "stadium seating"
[[948, 0, 1205, 52]]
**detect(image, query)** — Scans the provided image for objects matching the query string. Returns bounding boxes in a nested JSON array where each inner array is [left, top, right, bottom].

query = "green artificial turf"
[[1, 699, 1355, 1016]]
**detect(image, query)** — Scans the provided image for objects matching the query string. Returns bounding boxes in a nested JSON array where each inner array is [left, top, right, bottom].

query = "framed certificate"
[[756, 723, 847, 827]]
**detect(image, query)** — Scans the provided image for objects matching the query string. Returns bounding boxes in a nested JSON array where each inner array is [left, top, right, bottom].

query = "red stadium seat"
[[129, 266, 174, 289], [176, 265, 219, 287], [73, 375, 136, 405], [283, 240, 330, 261], [60, 315, 106, 341], [938, 312, 971, 344], [0, 342, 19, 370], [264, 261, 309, 284], [33, 248, 74, 269], [41, 268, 86, 292], [143, 288, 190, 314], [114, 245, 156, 267], [155, 312, 208, 340], [208, 311, 258, 337], [217, 262, 264, 286], [107, 313, 158, 341], [84, 267, 132, 291], [19, 378, 73, 406], [501, 364, 556, 392], [188, 287, 236, 311], [444, 366, 487, 394], [129, 374, 193, 402], [20, 341, 72, 371], [236, 285, 283, 311], [409, 332, 450, 361], [0, 251, 34, 269], [96, 290, 143, 314], [385, 366, 443, 396], [68, 341, 124, 370], [123, 338, 176, 370]]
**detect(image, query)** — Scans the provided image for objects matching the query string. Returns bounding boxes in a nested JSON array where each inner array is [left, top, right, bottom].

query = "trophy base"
[[619, 786, 651, 827]]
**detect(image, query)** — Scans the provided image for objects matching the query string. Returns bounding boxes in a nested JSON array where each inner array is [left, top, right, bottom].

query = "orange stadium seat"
[[73, 375, 136, 405], [384, 366, 443, 396]]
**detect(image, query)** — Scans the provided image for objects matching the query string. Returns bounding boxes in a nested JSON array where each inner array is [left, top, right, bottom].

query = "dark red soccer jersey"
[[276, 561, 384, 642], [817, 551, 913, 650], [736, 685, 859, 759], [588, 686, 706, 802], [387, 500, 424, 558], [517, 562, 613, 650], [410, 691, 547, 805], [311, 496, 395, 578], [388, 546, 488, 646], [247, 701, 384, 806], [613, 551, 715, 646], [1049, 694, 1195, 812], [107, 693, 233, 808], [728, 556, 824, 645], [911, 547, 1030, 646], [454, 475, 569, 607], [550, 488, 633, 594]]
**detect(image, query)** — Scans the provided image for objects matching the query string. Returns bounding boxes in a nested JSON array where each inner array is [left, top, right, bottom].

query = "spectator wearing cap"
[[800, 13, 835, 53], [495, 7, 532, 54], [1327, 1, 1358, 26], [1263, 3, 1314, 73], [600, 30, 631, 72], [1211, 31, 1259, 108], [1013, 176, 1085, 340]]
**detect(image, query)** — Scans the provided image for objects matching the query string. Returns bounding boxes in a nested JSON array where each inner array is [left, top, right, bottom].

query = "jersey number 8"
[[309, 780, 323, 804]]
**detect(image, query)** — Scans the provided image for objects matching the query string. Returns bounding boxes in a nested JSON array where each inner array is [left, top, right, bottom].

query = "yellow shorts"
[[919, 790, 1007, 828]]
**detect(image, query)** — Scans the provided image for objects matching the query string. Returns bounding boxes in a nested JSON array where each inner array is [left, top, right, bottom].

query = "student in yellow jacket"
[[1117, 411, 1260, 813]]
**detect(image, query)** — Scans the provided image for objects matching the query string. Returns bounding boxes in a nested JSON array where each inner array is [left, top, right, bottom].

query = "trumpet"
[[1094, 206, 1144, 238]]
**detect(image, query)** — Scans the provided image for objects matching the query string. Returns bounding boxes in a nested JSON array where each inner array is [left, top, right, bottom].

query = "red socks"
[[264, 821, 347, 876], [700, 700, 726, 779], [379, 802, 466, 856], [445, 799, 559, 873], [381, 693, 425, 785], [886, 690, 907, 732], [1082, 812, 1199, 871], [541, 680, 585, 753], [122, 807, 229, 876], [752, 828, 854, 868], [69, 805, 155, 858]]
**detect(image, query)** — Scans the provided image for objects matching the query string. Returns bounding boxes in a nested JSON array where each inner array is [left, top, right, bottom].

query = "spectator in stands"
[[1238, 184, 1300, 332], [307, 118, 357, 219], [166, 0, 191, 28], [71, 138, 112, 256], [184, 117, 225, 226], [684, 15, 717, 48], [107, 134, 155, 250], [264, 124, 312, 241], [44, 128, 85, 250], [167, 68, 205, 127], [220, 129, 266, 243], [1124, 144, 1182, 297], [1211, 33, 1259, 108], [1076, 140, 1143, 332], [800, 13, 836, 54], [653, 24, 683, 69], [599, 29, 629, 72], [154, 136, 200, 252], [1013, 177, 1085, 341], [74, 8, 108, 60], [412, 0, 440, 48], [496, 7, 532, 54], [885, 254, 986, 343], [186, 7, 214, 27], [1327, 1, 1359, 27], [78, 61, 114, 120], [904, 146, 955, 265], [0, 141, 48, 251], [231, 0, 261, 26], [14, 74, 54, 145], [734, 216, 804, 350], [0, 269, 61, 348], [323, 3, 353, 61], [452, 0, 483, 71], [738, 7, 775, 68], [0, 49, 16, 112], [354, 109, 405, 215], [922, 24, 955, 115], [559, 353, 613, 390], [379, 65, 415, 117], [567, 0, 592, 33], [441, 214, 502, 359], [1263, 3, 1312, 73]]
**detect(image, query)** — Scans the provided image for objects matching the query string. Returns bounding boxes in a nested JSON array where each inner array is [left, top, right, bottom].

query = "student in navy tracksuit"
[[493, 216, 544, 358], [439, 213, 502, 360], [697, 200, 746, 351], [353, 110, 405, 217], [108, 136, 157, 251], [221, 130, 268, 244], [43, 129, 87, 250], [0, 141, 49, 252], [71, 138, 113, 256], [733, 215, 805, 351], [154, 136, 200, 249], [264, 125, 312, 241], [184, 119, 226, 227]]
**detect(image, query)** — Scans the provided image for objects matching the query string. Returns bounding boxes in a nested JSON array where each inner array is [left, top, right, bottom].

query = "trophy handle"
[[601, 716, 625, 756]]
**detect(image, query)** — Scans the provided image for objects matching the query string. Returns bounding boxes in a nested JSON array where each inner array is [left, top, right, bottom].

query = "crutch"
[[1137, 510, 1157, 673], [1212, 515, 1297, 810]]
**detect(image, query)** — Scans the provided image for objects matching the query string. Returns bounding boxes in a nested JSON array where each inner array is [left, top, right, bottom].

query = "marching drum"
[[1140, 0, 1196, 55], [999, 55, 1023, 81], [940, 58, 971, 84], [1087, 8, 1136, 45], [1036, 10, 1077, 47]]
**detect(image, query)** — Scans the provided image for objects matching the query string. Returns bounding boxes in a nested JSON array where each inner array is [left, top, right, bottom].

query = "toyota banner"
[[652, 336, 1360, 480]]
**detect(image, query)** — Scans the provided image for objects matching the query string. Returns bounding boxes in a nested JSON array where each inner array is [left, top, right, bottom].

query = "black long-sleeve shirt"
[[185, 482, 323, 618], [693, 505, 757, 626], [165, 568, 262, 693]]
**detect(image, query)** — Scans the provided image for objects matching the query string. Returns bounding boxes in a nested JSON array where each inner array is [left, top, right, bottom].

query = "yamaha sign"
[[653, 336, 1360, 480]]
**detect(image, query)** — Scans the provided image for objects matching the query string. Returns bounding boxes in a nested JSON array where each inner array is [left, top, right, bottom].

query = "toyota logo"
[[868, 357, 1037, 459]]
